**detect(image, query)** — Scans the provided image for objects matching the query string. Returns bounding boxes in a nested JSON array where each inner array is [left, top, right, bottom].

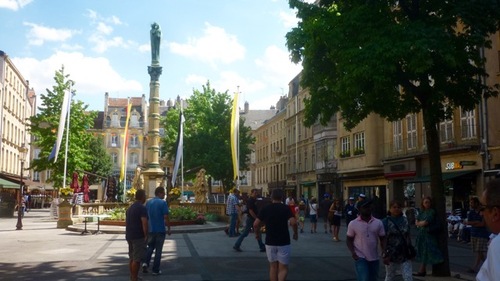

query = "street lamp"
[[16, 143, 28, 230]]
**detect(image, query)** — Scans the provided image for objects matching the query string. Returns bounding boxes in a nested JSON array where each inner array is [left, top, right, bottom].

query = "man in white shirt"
[[477, 179, 500, 281]]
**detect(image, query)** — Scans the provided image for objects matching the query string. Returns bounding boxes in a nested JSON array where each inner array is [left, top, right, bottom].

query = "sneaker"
[[141, 263, 148, 273], [233, 246, 242, 252], [152, 270, 162, 276]]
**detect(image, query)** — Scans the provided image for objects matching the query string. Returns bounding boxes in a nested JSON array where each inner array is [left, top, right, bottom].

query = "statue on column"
[[150, 22, 161, 65]]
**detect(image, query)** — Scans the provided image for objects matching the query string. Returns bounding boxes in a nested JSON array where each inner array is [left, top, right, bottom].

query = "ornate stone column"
[[142, 22, 165, 197]]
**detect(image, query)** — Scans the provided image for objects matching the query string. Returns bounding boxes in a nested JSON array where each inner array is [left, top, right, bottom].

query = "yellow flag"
[[230, 93, 239, 180], [120, 102, 132, 182]]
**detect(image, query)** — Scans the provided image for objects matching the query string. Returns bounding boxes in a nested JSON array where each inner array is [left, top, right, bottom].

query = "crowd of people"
[[125, 180, 500, 281], [223, 183, 500, 281]]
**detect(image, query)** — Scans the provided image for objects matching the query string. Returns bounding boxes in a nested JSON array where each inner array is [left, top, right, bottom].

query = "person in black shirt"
[[126, 189, 148, 281], [254, 189, 298, 281], [233, 189, 266, 252]]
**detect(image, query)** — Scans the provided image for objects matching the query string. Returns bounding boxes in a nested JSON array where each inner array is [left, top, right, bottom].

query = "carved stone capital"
[[148, 66, 163, 81]]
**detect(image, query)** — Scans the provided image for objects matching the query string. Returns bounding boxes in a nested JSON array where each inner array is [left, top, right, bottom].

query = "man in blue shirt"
[[142, 187, 171, 275]]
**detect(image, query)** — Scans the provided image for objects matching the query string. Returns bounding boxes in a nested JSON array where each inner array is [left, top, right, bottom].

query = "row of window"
[[109, 110, 141, 128], [110, 133, 141, 147], [339, 109, 477, 157]]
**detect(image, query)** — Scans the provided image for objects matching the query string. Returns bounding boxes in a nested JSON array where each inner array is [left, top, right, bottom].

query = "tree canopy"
[[161, 82, 254, 192], [29, 67, 111, 188], [287, 0, 500, 276]]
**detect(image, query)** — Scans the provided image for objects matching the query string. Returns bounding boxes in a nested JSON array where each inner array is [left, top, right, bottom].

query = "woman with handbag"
[[414, 196, 443, 277], [382, 200, 414, 281]]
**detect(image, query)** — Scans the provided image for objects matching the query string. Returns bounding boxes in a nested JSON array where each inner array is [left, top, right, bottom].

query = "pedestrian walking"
[[414, 196, 443, 277], [142, 186, 171, 276], [309, 197, 318, 233], [345, 196, 357, 227], [233, 189, 266, 252], [297, 200, 306, 233], [381, 200, 413, 281], [329, 198, 342, 241], [465, 196, 489, 274], [346, 199, 386, 281], [125, 189, 148, 281], [477, 179, 500, 281], [254, 188, 298, 281], [320, 193, 332, 234], [226, 188, 240, 237]]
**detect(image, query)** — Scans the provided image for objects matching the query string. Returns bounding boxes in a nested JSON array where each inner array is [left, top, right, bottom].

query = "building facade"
[[101, 93, 148, 189], [0, 50, 35, 198]]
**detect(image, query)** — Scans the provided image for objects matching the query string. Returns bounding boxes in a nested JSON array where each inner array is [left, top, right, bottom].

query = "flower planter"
[[99, 220, 198, 227]]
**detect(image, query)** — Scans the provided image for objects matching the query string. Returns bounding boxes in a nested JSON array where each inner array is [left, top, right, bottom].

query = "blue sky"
[[0, 0, 307, 111]]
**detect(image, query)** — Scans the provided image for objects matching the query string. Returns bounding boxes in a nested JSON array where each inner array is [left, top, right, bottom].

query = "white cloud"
[[0, 0, 32, 11], [96, 22, 113, 35], [12, 51, 142, 110], [185, 74, 208, 86], [255, 45, 302, 84], [89, 35, 127, 53], [84, 11, 127, 53], [168, 22, 245, 66], [60, 43, 84, 51], [109, 15, 123, 25], [280, 10, 298, 28], [23, 22, 77, 46], [138, 43, 150, 53]]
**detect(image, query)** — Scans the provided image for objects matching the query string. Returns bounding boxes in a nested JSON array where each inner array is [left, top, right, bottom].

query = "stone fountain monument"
[[142, 22, 165, 197]]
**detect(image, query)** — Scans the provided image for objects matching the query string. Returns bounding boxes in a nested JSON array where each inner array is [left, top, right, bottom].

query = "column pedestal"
[[57, 199, 73, 228]]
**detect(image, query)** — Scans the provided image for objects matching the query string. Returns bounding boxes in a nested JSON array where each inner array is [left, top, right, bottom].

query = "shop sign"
[[459, 161, 476, 166], [445, 162, 463, 170]]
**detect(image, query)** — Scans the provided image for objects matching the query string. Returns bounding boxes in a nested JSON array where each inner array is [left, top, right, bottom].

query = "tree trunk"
[[422, 107, 451, 277]]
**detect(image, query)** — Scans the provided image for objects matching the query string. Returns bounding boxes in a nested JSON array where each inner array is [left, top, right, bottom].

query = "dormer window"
[[130, 111, 140, 127], [111, 111, 120, 127]]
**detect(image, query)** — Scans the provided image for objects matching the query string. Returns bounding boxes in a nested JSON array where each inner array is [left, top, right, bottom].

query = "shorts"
[[310, 215, 318, 223], [265, 244, 291, 265], [128, 238, 146, 262], [471, 237, 488, 253]]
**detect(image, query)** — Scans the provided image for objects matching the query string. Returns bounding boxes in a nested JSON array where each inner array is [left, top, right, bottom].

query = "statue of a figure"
[[150, 22, 161, 65], [131, 166, 144, 190], [194, 169, 208, 204]]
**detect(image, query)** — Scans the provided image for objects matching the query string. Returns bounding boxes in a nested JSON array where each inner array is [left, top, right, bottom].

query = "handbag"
[[388, 217, 416, 260]]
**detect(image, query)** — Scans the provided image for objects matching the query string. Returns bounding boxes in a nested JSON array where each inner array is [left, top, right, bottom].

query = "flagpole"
[[180, 100, 184, 202], [236, 86, 240, 190], [62, 89, 73, 189]]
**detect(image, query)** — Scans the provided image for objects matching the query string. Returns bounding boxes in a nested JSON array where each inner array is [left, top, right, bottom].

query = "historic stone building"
[[0, 50, 36, 197]]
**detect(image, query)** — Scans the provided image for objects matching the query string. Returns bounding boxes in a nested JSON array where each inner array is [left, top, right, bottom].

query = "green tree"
[[161, 82, 254, 192], [286, 0, 500, 276], [86, 135, 113, 185], [29, 67, 98, 188]]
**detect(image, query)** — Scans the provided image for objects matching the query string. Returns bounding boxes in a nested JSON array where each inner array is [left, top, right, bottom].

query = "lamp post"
[[16, 143, 28, 230]]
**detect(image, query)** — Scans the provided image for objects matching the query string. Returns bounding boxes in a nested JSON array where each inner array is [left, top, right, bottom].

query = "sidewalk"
[[0, 210, 478, 281]]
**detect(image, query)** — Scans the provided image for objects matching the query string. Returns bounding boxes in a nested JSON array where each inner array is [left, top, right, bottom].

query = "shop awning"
[[300, 181, 316, 187], [484, 169, 500, 177], [405, 169, 480, 183], [0, 178, 19, 189]]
